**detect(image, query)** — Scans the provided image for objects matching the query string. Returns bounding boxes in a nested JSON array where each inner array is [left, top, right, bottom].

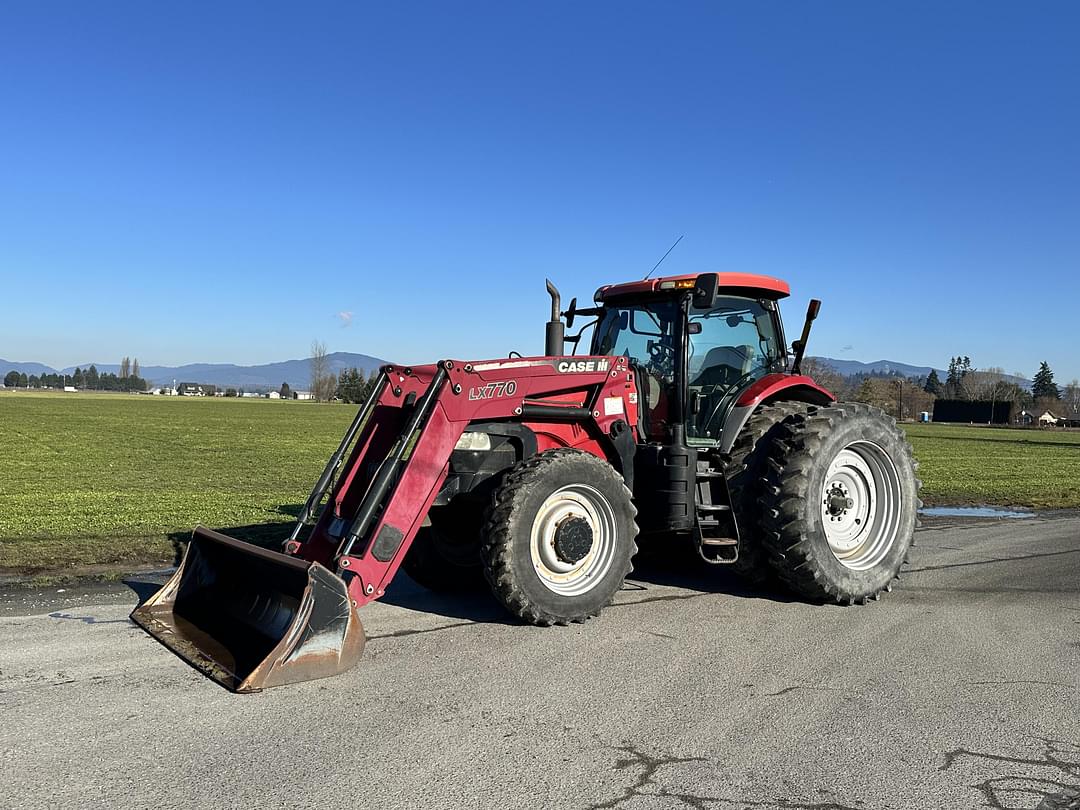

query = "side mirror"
[[692, 273, 719, 309], [564, 297, 578, 329]]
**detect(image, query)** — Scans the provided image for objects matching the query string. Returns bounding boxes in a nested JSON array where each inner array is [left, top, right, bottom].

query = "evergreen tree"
[[923, 369, 942, 395], [945, 355, 972, 399], [1032, 361, 1060, 400], [280, 382, 292, 399], [87, 364, 99, 389], [854, 378, 876, 403], [3, 371, 18, 387]]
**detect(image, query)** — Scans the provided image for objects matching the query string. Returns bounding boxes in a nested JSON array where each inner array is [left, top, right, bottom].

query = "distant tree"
[[854, 378, 875, 404], [361, 369, 380, 401], [852, 377, 901, 416], [923, 369, 942, 396], [28, 374, 39, 388], [225, 388, 237, 397], [3, 371, 18, 387], [310, 340, 336, 402], [336, 368, 368, 403], [132, 358, 140, 379], [1063, 379, 1080, 417], [86, 364, 99, 389], [120, 356, 131, 379], [280, 382, 292, 399], [800, 358, 846, 398], [945, 356, 973, 399], [1032, 361, 1060, 400]]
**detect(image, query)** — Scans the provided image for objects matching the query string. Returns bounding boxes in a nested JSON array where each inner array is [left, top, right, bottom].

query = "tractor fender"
[[719, 374, 835, 454]]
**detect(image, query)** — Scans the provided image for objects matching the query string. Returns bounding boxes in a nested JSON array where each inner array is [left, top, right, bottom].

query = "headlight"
[[454, 431, 491, 451]]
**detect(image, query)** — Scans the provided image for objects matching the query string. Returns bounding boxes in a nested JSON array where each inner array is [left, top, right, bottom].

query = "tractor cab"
[[588, 273, 791, 445]]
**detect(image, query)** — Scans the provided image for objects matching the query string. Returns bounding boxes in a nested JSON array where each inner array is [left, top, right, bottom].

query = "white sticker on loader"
[[603, 396, 624, 416]]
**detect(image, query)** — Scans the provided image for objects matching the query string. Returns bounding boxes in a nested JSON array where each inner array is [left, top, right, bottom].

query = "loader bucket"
[[131, 527, 365, 692]]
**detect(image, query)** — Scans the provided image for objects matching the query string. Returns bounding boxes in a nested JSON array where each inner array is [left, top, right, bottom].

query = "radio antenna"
[[643, 234, 684, 280]]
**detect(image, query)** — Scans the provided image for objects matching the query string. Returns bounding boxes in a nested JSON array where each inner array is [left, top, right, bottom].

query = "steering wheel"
[[647, 339, 676, 379]]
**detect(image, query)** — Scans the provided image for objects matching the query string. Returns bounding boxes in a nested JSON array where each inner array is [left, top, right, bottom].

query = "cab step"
[[694, 456, 740, 565]]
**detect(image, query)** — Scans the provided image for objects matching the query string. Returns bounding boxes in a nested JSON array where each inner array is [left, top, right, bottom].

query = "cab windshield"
[[591, 294, 785, 443]]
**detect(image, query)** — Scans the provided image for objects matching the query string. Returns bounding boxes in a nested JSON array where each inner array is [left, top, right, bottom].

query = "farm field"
[[902, 421, 1080, 508], [2, 391, 1078, 574], [0, 391, 353, 573]]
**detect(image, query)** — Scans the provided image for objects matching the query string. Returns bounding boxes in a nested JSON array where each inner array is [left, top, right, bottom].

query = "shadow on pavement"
[[627, 544, 800, 604], [379, 574, 512, 624], [151, 512, 798, 623]]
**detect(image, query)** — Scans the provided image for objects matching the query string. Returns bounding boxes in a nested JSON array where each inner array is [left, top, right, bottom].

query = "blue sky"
[[2, 2, 1078, 381]]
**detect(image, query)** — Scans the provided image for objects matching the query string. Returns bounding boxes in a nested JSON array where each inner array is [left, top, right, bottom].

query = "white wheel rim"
[[529, 484, 618, 596], [820, 441, 903, 571]]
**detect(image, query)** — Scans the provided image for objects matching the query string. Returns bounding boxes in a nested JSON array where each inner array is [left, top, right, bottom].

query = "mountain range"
[[811, 357, 1031, 389], [810, 357, 945, 379], [0, 352, 388, 390], [3, 353, 1032, 391]]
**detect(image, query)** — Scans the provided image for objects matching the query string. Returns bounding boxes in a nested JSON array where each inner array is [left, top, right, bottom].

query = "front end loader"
[[134, 272, 919, 691]]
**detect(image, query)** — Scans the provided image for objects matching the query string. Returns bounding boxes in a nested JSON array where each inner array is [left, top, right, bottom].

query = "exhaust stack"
[[545, 279, 565, 357]]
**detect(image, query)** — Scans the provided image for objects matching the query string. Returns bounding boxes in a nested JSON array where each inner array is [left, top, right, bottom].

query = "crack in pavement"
[[587, 744, 708, 809], [939, 736, 1080, 809], [907, 548, 1080, 574], [47, 612, 131, 625], [365, 620, 477, 640], [764, 685, 846, 698], [968, 680, 1075, 690], [586, 743, 865, 810]]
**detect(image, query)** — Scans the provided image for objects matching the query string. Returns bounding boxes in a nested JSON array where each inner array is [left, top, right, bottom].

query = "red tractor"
[[134, 272, 919, 691]]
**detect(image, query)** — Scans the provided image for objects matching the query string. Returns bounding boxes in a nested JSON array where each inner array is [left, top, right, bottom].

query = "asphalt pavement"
[[1, 514, 1078, 810]]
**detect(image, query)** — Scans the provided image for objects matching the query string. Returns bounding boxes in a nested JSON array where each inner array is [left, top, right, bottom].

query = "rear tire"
[[725, 401, 811, 583], [481, 449, 638, 626], [401, 504, 485, 592], [758, 403, 920, 603]]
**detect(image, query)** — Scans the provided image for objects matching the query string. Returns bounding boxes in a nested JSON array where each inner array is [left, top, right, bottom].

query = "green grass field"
[[903, 422, 1080, 509], [0, 391, 353, 573], [2, 392, 1078, 574]]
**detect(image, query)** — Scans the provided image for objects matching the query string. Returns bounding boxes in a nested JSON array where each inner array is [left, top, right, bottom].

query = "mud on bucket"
[[131, 527, 365, 692]]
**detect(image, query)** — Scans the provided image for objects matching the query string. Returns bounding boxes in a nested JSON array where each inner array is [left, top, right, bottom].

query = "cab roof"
[[596, 272, 790, 302]]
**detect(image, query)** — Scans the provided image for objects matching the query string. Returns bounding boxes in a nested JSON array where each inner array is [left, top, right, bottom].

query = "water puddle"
[[920, 506, 1035, 519]]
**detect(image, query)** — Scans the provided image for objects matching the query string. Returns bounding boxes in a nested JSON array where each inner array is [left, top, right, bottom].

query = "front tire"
[[481, 449, 638, 626], [759, 403, 919, 603]]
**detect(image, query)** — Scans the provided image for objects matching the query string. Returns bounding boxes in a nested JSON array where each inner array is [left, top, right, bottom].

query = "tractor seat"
[[691, 345, 755, 389]]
